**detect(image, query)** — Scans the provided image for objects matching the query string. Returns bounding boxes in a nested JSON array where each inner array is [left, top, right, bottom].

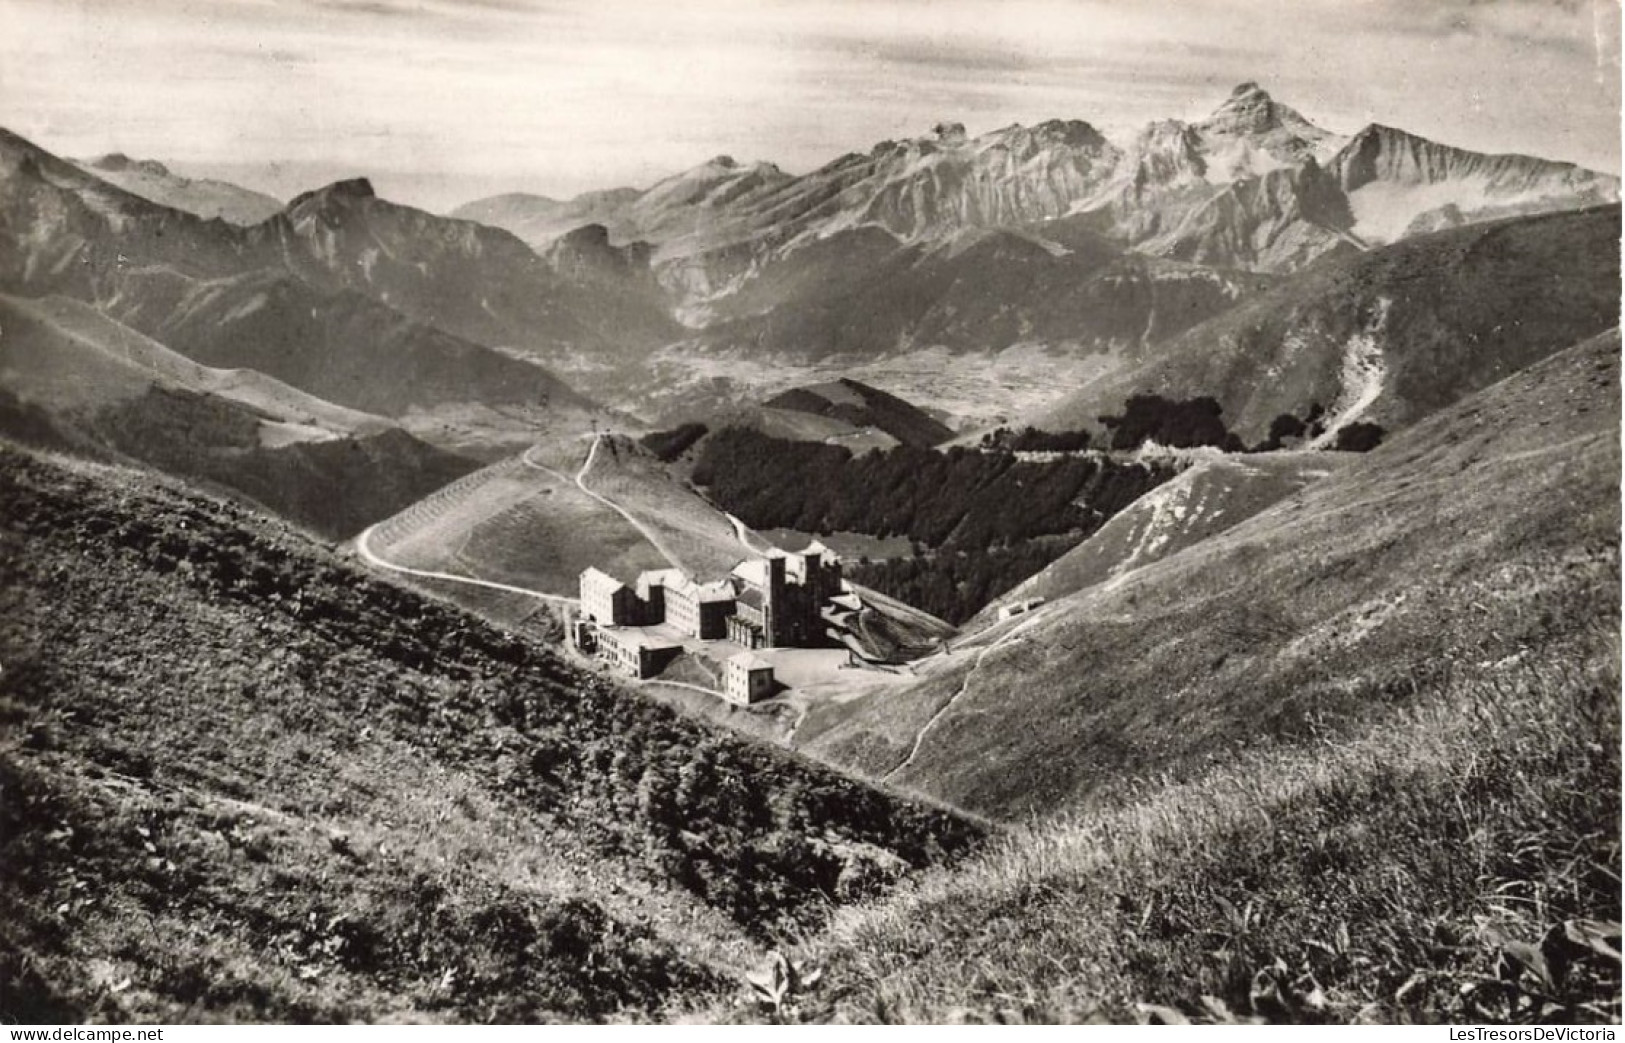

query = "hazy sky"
[[3, 0, 1620, 211]]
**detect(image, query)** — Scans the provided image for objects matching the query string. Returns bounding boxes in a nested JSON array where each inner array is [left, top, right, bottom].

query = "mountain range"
[[459, 82, 1615, 288], [444, 84, 1617, 418]]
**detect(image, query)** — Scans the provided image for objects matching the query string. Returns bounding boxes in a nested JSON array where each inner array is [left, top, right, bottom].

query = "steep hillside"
[[799, 610, 1618, 1022], [799, 329, 1619, 818], [1034, 205, 1621, 445], [75, 154, 283, 225], [0, 129, 603, 452], [450, 187, 642, 250], [761, 379, 952, 448], [976, 451, 1346, 620], [0, 444, 982, 1022], [365, 447, 671, 601], [0, 293, 480, 540]]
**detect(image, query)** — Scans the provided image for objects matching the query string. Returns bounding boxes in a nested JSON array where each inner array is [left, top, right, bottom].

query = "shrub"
[[640, 423, 709, 462], [1332, 423, 1385, 453]]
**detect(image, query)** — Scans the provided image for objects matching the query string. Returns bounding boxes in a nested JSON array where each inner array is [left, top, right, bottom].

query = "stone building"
[[723, 652, 775, 705], [594, 626, 681, 679], [727, 543, 842, 649], [580, 566, 640, 626], [577, 543, 846, 664]]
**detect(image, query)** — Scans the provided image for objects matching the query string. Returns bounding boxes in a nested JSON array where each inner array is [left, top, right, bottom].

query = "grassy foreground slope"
[[778, 332, 1622, 1025], [0, 447, 981, 1023]]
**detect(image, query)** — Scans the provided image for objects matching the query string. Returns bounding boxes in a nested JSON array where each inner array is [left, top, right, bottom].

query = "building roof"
[[597, 626, 680, 652], [728, 652, 773, 672], [693, 579, 736, 603], [581, 566, 626, 591], [731, 559, 769, 587], [634, 568, 688, 600], [737, 586, 765, 610]]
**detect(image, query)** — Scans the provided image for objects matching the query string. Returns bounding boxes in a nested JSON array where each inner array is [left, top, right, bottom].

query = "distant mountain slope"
[[272, 179, 679, 367], [0, 293, 481, 539], [762, 378, 952, 447], [798, 328, 1619, 819], [449, 186, 641, 248], [75, 154, 283, 225], [0, 444, 980, 1021], [0, 292, 388, 433], [1034, 205, 1622, 445], [105, 268, 588, 419], [1331, 123, 1620, 242], [684, 224, 1267, 370], [0, 129, 604, 449], [975, 451, 1347, 620]]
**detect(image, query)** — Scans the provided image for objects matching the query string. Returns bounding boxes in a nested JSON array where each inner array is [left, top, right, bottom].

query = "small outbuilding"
[[722, 652, 775, 706]]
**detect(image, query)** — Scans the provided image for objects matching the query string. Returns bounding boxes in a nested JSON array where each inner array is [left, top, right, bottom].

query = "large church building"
[[577, 543, 844, 650]]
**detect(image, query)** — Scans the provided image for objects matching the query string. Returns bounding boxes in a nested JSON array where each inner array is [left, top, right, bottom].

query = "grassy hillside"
[[367, 447, 670, 599], [800, 329, 1619, 818], [974, 452, 1347, 621], [735, 330, 1624, 1025], [88, 391, 480, 540], [0, 294, 482, 540], [797, 642, 1618, 1023], [0, 445, 982, 1023], [578, 435, 751, 579], [1035, 206, 1621, 444], [762, 379, 953, 448]]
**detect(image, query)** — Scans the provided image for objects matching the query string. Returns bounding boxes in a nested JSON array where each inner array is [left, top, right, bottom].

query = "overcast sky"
[[3, 0, 1619, 211]]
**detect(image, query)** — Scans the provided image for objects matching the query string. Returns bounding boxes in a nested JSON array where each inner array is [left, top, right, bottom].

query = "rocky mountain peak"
[[287, 177, 376, 211], [1202, 81, 1292, 134], [545, 221, 653, 280], [1030, 119, 1110, 150], [91, 153, 172, 178], [934, 121, 969, 146]]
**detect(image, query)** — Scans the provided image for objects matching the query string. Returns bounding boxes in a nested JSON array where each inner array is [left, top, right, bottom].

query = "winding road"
[[522, 435, 685, 572], [355, 434, 672, 606], [353, 522, 577, 605]]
